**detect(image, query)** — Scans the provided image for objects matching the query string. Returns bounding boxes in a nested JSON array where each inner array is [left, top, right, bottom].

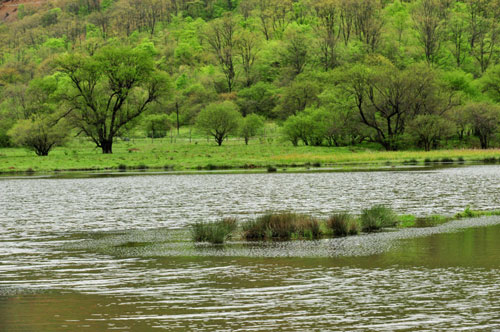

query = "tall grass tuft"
[[361, 205, 397, 232], [327, 213, 353, 237], [242, 213, 322, 240], [191, 217, 237, 244]]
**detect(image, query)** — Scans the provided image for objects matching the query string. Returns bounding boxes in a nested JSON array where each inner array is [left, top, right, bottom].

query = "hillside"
[[1, 0, 500, 155]]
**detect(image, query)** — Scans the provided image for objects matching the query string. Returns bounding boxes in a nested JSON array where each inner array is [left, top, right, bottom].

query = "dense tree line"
[[1, 0, 500, 154]]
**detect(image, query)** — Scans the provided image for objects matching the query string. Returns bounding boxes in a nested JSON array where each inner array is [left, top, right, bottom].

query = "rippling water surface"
[[1, 165, 499, 331]]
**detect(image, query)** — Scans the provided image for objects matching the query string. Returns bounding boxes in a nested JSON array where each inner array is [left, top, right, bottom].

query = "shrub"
[[361, 205, 397, 232], [191, 217, 237, 244], [267, 166, 277, 172]]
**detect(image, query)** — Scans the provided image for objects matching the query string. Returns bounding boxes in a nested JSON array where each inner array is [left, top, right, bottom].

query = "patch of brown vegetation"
[[0, 0, 48, 22]]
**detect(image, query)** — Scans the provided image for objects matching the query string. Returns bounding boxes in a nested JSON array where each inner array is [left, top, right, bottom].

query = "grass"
[[454, 206, 500, 219], [188, 206, 500, 244], [360, 205, 398, 232], [242, 213, 322, 240], [2, 131, 500, 173], [190, 217, 237, 244], [327, 213, 360, 236]]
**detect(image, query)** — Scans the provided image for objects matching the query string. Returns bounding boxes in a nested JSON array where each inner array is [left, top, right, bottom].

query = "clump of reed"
[[191, 217, 237, 244], [242, 213, 322, 240], [327, 213, 360, 236], [360, 205, 398, 232]]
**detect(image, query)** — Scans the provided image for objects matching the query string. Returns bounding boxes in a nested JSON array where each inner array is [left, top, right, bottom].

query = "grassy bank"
[[2, 136, 500, 174], [191, 207, 500, 244]]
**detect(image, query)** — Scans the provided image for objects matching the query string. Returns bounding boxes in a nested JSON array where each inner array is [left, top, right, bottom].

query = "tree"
[[143, 114, 171, 139], [314, 0, 341, 71], [481, 64, 500, 102], [8, 116, 69, 156], [462, 102, 500, 149], [204, 14, 238, 92], [196, 101, 241, 146], [281, 111, 322, 146], [337, 61, 453, 150], [413, 0, 444, 63], [239, 114, 265, 145], [57, 46, 169, 154], [236, 82, 277, 117], [236, 30, 261, 87], [281, 24, 311, 77], [274, 79, 321, 118], [407, 114, 454, 151]]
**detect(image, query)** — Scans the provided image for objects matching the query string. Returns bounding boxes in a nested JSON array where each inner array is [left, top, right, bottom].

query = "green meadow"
[[2, 133, 500, 174]]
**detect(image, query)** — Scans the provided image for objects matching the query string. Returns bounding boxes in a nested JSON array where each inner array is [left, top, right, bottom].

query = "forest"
[[1, 0, 500, 155]]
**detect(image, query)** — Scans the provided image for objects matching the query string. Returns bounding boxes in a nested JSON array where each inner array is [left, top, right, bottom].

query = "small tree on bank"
[[196, 101, 241, 146], [463, 102, 500, 149], [239, 114, 264, 145], [8, 116, 69, 156], [407, 114, 454, 151]]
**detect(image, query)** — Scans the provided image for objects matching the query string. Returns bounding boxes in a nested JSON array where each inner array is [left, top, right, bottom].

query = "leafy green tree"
[[239, 114, 265, 145], [462, 102, 500, 149], [336, 61, 453, 150], [204, 14, 238, 92], [281, 24, 312, 77], [481, 64, 500, 102], [274, 78, 321, 118], [407, 114, 454, 151], [236, 82, 277, 117], [8, 116, 69, 156], [143, 114, 171, 139], [56, 45, 170, 153], [196, 101, 242, 146], [282, 112, 316, 146], [412, 0, 444, 64]]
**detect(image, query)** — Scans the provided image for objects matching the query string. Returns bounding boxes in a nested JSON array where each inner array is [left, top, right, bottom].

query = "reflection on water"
[[1, 166, 500, 331]]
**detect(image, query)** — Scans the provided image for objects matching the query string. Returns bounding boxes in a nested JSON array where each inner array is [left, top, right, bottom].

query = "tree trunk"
[[101, 140, 113, 154], [176, 101, 180, 134]]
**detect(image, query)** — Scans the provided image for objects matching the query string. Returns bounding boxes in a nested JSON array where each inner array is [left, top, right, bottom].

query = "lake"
[[1, 165, 499, 331]]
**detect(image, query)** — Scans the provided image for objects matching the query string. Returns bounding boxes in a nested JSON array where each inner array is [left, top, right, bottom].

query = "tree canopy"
[[1, 0, 500, 151]]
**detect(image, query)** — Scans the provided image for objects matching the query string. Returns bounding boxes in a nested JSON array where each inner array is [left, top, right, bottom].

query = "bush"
[[191, 217, 237, 244], [361, 205, 397, 232]]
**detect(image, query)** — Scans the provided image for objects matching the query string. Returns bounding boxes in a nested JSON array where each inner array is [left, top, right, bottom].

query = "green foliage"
[[196, 101, 242, 146], [461, 102, 500, 149], [143, 114, 171, 139], [239, 114, 264, 145], [8, 116, 69, 156], [2, 0, 500, 154], [236, 82, 277, 117], [407, 114, 454, 151], [361, 205, 398, 232], [56, 45, 170, 154]]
